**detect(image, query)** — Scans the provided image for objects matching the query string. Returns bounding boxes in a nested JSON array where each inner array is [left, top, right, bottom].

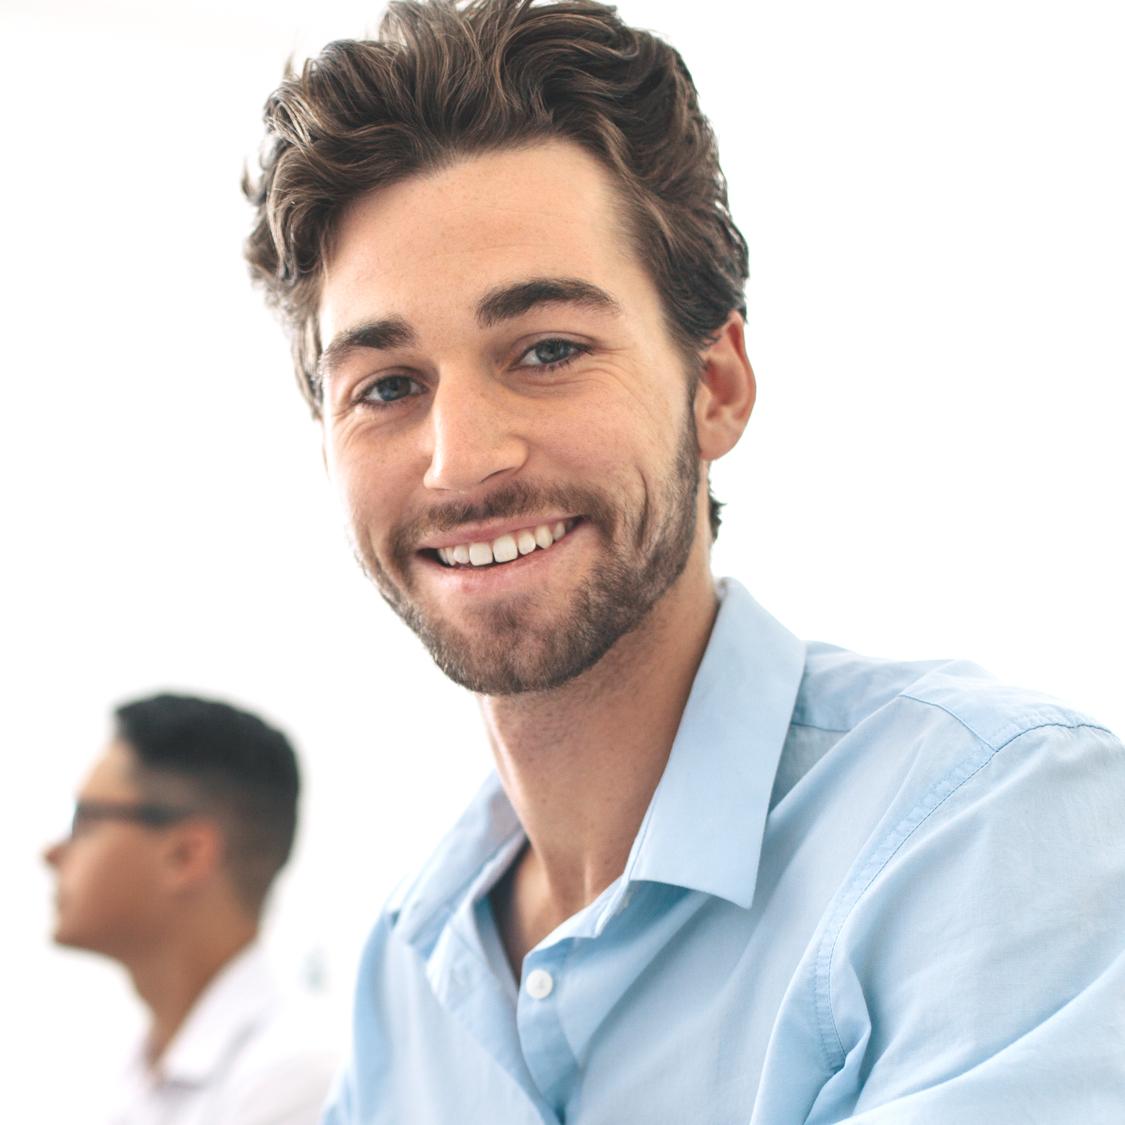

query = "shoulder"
[[218, 992, 342, 1125], [797, 640, 1108, 741], [788, 641, 1116, 786], [796, 647, 1125, 1078], [791, 641, 1123, 902]]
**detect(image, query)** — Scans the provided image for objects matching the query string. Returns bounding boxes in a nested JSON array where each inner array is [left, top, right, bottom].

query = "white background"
[[2, 0, 1121, 1117]]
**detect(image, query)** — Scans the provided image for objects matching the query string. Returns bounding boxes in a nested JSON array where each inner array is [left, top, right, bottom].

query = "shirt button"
[[525, 968, 554, 1000]]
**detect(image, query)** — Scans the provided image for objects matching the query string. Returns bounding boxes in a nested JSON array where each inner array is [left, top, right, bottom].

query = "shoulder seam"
[[813, 715, 1111, 1072], [900, 691, 1110, 751]]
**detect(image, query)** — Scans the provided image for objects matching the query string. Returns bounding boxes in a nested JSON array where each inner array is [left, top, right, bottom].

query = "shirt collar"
[[613, 578, 805, 912], [390, 772, 521, 952], [154, 941, 277, 1086], [393, 579, 805, 942]]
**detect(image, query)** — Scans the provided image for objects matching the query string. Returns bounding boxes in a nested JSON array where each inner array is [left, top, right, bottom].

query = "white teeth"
[[492, 533, 519, 563], [468, 542, 493, 566], [436, 520, 573, 568]]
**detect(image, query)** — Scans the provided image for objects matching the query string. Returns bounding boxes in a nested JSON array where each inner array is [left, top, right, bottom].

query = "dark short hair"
[[244, 0, 747, 539], [114, 693, 299, 914]]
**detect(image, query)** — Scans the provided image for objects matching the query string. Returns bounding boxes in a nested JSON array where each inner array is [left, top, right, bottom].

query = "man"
[[43, 693, 338, 1125], [244, 1, 1125, 1120]]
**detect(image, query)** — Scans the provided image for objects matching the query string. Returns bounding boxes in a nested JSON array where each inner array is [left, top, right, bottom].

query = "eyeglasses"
[[68, 800, 198, 839]]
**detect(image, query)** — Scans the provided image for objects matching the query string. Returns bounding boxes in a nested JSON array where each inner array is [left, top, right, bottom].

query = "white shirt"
[[108, 943, 339, 1125]]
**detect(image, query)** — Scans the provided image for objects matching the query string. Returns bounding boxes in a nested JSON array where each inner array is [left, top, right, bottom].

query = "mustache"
[[390, 480, 617, 560]]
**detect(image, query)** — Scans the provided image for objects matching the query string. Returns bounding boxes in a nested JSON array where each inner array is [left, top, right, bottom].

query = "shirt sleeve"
[[810, 720, 1125, 1124]]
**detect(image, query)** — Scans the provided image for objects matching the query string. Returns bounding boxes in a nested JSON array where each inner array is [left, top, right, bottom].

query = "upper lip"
[[418, 515, 576, 551]]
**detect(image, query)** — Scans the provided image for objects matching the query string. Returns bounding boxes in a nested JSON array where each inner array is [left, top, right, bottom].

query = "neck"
[[126, 915, 258, 1068], [484, 547, 717, 965]]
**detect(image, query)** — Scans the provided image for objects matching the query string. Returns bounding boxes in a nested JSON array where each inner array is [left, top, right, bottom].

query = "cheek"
[[564, 416, 677, 505], [64, 843, 151, 913], [327, 432, 411, 546], [544, 399, 636, 477], [54, 853, 114, 937]]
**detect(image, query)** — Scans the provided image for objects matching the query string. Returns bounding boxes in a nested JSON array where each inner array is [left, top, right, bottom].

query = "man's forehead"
[[330, 139, 627, 245], [318, 140, 642, 337], [78, 739, 140, 796]]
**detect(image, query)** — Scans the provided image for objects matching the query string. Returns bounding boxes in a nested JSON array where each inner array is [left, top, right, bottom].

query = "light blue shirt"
[[324, 580, 1125, 1123]]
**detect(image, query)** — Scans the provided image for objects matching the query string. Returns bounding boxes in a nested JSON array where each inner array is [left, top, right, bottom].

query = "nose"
[[43, 839, 66, 867], [422, 370, 529, 493]]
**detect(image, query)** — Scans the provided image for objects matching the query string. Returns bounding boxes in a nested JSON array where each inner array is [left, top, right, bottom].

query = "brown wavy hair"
[[244, 0, 748, 536]]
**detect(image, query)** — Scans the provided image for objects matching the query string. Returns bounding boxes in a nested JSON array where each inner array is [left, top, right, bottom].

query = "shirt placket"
[[517, 940, 579, 1118]]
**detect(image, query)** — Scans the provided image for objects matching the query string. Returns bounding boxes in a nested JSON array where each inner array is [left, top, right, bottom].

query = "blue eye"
[[361, 374, 423, 405], [520, 339, 587, 368]]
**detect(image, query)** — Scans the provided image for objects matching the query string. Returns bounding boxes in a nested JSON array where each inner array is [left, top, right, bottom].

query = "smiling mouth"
[[425, 519, 578, 569]]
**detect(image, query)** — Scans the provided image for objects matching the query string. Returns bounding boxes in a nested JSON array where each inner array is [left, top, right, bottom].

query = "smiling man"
[[244, 1, 1125, 1122]]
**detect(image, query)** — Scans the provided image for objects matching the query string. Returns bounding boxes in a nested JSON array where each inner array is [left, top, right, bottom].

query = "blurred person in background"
[[43, 693, 338, 1125], [245, 0, 1125, 1120]]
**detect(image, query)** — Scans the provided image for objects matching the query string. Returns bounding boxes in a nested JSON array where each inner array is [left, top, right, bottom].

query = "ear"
[[693, 312, 756, 461], [160, 819, 224, 895]]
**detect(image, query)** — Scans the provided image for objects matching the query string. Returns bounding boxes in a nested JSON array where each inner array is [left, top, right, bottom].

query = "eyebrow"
[[476, 277, 621, 326], [319, 317, 417, 380]]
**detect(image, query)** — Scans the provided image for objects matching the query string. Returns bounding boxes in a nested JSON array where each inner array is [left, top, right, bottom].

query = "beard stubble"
[[361, 404, 701, 695]]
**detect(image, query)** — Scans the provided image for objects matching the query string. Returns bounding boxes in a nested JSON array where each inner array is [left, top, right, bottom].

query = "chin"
[[51, 920, 90, 952], [51, 926, 75, 948]]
